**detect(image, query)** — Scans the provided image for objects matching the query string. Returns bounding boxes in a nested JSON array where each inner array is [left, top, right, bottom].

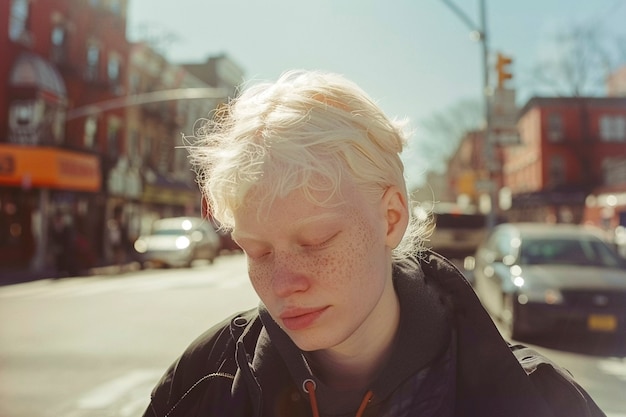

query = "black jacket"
[[143, 251, 606, 417]]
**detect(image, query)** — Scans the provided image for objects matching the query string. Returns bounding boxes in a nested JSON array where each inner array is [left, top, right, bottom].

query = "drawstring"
[[304, 380, 320, 417], [355, 390, 374, 417], [304, 380, 374, 417]]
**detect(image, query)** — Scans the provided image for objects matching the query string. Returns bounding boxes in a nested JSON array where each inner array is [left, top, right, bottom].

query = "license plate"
[[587, 314, 617, 332]]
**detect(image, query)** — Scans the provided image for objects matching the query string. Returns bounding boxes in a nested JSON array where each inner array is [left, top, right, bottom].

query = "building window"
[[109, 0, 122, 14], [107, 53, 120, 82], [50, 25, 68, 63], [84, 116, 98, 148], [9, 0, 29, 42], [85, 43, 100, 81], [107, 117, 121, 157], [602, 158, 626, 186], [549, 155, 566, 186], [547, 113, 563, 142], [599, 115, 626, 142], [8, 99, 42, 145], [129, 130, 140, 163]]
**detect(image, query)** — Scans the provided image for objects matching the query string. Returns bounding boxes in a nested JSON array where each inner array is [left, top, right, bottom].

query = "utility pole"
[[439, 0, 498, 228]]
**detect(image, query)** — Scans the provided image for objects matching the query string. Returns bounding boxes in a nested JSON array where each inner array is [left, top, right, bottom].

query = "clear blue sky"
[[126, 0, 625, 187]]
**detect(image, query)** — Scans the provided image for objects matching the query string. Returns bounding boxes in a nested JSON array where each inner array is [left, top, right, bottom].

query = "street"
[[1, 253, 625, 416], [0, 254, 258, 417]]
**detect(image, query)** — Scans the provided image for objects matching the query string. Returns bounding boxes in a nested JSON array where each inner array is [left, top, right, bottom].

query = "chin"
[[288, 329, 346, 352], [289, 334, 326, 352]]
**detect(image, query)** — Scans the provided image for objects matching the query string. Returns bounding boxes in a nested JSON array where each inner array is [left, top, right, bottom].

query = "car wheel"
[[501, 293, 523, 341]]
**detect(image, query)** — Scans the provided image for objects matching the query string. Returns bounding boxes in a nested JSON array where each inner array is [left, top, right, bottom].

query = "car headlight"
[[508, 265, 563, 305], [517, 288, 563, 305], [134, 239, 148, 253], [191, 230, 203, 242], [175, 236, 190, 249]]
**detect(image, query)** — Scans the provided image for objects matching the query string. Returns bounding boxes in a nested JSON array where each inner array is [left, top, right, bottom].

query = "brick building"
[[504, 97, 626, 225], [1, 0, 130, 270], [1, 0, 244, 274]]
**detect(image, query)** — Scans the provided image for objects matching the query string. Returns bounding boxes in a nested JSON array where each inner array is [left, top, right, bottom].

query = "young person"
[[143, 70, 605, 417]]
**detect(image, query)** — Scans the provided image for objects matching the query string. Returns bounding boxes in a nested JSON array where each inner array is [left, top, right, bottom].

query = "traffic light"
[[495, 52, 513, 89]]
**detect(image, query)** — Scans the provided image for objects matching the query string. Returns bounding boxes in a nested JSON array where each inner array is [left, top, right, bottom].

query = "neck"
[[308, 278, 400, 391]]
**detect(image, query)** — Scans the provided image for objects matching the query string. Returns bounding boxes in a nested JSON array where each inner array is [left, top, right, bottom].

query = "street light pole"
[[478, 0, 498, 229], [66, 87, 230, 121], [439, 0, 497, 228]]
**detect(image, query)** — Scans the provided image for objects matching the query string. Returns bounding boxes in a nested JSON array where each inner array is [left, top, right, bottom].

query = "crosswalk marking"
[[598, 358, 626, 382], [77, 369, 162, 410], [55, 369, 163, 417]]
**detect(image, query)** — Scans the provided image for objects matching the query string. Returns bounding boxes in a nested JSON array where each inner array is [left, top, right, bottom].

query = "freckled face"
[[232, 183, 397, 352]]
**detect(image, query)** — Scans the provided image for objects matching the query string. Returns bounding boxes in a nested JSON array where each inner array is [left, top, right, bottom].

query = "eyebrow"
[[232, 211, 343, 241], [291, 211, 343, 228]]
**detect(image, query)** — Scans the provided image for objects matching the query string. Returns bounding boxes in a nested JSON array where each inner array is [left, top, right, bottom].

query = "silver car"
[[133, 217, 220, 268], [471, 223, 626, 340]]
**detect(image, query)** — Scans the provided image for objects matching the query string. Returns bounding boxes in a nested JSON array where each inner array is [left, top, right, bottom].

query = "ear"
[[380, 186, 409, 249]]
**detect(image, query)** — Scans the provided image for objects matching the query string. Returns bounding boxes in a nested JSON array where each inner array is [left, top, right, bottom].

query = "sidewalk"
[[0, 262, 141, 286]]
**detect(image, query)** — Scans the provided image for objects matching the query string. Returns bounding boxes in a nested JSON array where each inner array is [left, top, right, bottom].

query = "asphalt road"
[[0, 253, 624, 416]]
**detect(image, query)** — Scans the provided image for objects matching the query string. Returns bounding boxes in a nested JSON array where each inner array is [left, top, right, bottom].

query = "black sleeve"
[[142, 309, 256, 417], [510, 344, 607, 417]]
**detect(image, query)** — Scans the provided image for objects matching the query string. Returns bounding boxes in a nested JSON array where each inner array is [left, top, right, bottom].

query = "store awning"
[[9, 52, 67, 103]]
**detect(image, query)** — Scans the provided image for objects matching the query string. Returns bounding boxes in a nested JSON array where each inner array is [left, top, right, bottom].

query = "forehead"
[[233, 181, 373, 235]]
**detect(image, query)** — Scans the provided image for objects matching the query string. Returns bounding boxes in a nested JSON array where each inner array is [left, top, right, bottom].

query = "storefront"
[[0, 144, 101, 270], [509, 187, 587, 224], [138, 171, 201, 234]]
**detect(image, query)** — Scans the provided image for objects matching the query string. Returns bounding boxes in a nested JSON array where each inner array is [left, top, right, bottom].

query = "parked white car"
[[133, 217, 220, 268]]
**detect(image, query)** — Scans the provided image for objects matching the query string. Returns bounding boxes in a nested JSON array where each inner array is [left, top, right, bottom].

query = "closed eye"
[[236, 240, 272, 260], [302, 232, 339, 249]]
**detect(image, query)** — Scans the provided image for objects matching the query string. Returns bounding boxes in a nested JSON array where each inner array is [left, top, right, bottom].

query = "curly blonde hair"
[[188, 70, 430, 260]]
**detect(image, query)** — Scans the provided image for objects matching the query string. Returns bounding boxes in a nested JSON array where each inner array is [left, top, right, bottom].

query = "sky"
[[126, 0, 626, 188]]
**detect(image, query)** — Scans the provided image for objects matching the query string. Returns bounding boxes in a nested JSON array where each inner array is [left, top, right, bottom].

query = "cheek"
[[324, 218, 384, 289], [246, 260, 272, 295]]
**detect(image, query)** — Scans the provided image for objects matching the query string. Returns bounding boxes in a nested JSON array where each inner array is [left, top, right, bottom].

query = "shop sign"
[[0, 144, 101, 191], [142, 184, 198, 206]]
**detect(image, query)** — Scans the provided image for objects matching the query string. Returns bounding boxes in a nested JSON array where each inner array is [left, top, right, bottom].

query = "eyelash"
[[245, 233, 339, 260], [304, 233, 338, 249]]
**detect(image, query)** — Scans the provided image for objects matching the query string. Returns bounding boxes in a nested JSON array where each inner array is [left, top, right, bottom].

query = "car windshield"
[[519, 237, 624, 268], [152, 228, 188, 236]]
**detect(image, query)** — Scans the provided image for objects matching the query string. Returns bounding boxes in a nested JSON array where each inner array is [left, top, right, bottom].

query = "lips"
[[279, 307, 328, 331]]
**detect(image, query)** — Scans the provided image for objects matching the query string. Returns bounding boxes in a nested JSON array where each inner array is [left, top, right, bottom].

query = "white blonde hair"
[[189, 70, 430, 260]]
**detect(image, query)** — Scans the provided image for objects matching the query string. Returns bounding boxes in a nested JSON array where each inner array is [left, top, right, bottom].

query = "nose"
[[271, 252, 310, 298]]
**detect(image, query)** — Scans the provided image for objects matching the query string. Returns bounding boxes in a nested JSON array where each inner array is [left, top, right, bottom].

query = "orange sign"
[[0, 144, 101, 192]]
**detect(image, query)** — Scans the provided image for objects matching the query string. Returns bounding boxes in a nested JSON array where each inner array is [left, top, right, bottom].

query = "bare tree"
[[418, 98, 483, 170], [527, 22, 625, 97], [403, 98, 483, 189]]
